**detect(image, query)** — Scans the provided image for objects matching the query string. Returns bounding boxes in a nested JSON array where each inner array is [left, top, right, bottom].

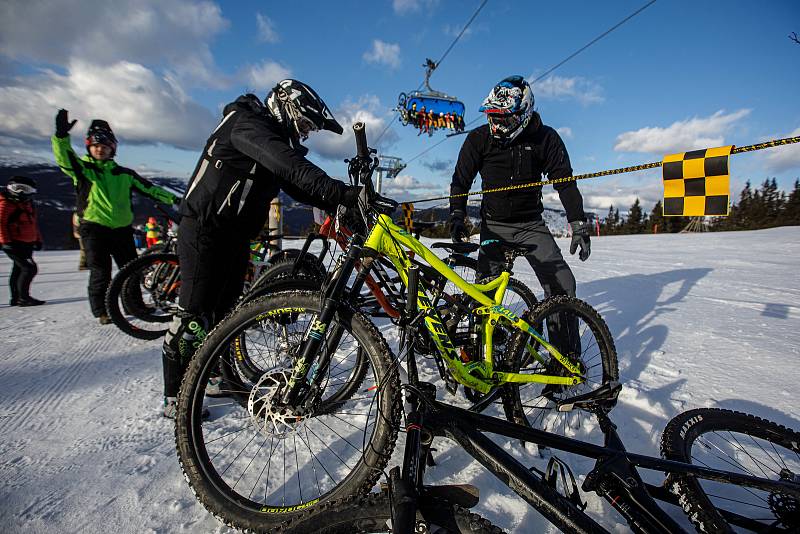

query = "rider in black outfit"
[[449, 75, 591, 297], [449, 76, 591, 373], [161, 80, 368, 418]]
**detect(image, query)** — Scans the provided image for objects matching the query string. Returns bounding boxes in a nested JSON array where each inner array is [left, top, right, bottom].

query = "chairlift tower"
[[375, 155, 406, 194], [680, 217, 708, 233]]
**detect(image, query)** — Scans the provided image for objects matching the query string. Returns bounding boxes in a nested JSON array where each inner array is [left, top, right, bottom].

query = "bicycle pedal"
[[421, 484, 480, 509], [444, 376, 458, 396]]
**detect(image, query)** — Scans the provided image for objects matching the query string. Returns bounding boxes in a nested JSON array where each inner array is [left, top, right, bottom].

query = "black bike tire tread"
[[501, 295, 619, 428], [660, 407, 800, 534], [273, 492, 506, 533], [174, 290, 402, 533], [105, 252, 179, 340], [249, 256, 326, 292]]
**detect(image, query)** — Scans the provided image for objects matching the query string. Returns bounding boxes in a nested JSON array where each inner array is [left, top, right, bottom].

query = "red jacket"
[[0, 192, 42, 244]]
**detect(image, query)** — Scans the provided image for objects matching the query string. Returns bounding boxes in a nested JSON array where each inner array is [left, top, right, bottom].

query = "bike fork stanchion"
[[280, 235, 364, 405], [392, 265, 424, 533]]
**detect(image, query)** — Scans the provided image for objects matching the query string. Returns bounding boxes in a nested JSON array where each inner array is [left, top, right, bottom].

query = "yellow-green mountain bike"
[[174, 123, 618, 532]]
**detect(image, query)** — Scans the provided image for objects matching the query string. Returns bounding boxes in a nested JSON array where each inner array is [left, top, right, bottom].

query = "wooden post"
[[268, 197, 283, 258]]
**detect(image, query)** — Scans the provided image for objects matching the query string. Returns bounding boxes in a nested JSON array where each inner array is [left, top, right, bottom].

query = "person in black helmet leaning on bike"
[[160, 79, 377, 419], [449, 75, 591, 300]]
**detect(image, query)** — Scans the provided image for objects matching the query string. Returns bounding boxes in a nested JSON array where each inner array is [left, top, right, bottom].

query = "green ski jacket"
[[52, 135, 177, 229]]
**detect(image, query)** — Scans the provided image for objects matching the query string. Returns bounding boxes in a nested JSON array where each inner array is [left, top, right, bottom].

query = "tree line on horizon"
[[601, 178, 800, 235]]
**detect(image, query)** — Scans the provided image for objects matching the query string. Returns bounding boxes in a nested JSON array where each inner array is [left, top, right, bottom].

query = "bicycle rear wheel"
[[176, 291, 401, 532], [105, 252, 180, 340], [661, 408, 800, 533], [502, 296, 618, 442]]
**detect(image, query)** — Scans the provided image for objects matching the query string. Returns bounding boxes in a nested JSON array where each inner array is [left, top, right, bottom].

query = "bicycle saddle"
[[481, 240, 537, 259], [431, 242, 480, 254]]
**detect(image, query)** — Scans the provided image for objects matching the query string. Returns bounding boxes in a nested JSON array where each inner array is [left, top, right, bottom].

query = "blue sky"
[[1, 0, 799, 215]]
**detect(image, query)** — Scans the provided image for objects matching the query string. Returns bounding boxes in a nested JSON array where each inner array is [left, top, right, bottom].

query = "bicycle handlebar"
[[353, 122, 369, 159]]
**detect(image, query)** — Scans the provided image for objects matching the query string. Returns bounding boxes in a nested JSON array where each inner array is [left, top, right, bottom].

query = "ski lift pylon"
[[396, 59, 465, 135]]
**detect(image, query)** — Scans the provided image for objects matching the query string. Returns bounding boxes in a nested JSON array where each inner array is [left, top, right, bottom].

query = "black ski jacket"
[[180, 94, 348, 238], [450, 118, 586, 223]]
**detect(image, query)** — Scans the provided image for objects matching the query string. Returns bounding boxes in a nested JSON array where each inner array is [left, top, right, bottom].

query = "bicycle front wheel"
[[661, 408, 800, 533], [175, 291, 401, 532]]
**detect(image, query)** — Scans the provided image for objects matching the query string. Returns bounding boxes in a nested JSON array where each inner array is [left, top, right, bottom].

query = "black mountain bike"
[[174, 123, 619, 532]]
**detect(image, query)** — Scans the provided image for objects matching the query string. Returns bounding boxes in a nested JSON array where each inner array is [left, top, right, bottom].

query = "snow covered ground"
[[1, 227, 798, 533]]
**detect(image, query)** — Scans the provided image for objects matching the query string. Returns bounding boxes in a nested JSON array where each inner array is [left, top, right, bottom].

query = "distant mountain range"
[[1, 162, 595, 249]]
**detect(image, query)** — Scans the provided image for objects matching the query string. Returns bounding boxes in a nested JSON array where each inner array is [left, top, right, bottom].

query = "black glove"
[[340, 185, 361, 208], [33, 241, 43, 251], [55, 109, 77, 138], [449, 210, 468, 242], [372, 192, 398, 215], [569, 221, 591, 261]]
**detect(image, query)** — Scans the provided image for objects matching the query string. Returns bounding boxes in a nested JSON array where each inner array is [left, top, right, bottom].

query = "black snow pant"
[[478, 218, 580, 363], [4, 243, 37, 303], [78, 221, 138, 317], [162, 217, 251, 397]]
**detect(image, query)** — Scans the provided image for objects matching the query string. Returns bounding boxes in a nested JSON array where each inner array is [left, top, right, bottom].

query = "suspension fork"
[[280, 235, 364, 405], [393, 266, 427, 533]]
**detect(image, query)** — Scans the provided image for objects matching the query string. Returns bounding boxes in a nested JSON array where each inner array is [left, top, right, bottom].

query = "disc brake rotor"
[[247, 370, 307, 439]]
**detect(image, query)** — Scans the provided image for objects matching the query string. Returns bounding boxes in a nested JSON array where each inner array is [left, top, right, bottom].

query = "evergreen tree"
[[784, 179, 800, 225], [648, 200, 664, 233], [624, 198, 645, 234]]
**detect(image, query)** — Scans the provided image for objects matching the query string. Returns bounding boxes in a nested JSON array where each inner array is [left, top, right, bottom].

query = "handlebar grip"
[[353, 122, 369, 158]]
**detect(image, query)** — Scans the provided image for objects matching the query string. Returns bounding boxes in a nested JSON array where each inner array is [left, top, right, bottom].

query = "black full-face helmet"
[[5, 175, 37, 201], [265, 79, 343, 140]]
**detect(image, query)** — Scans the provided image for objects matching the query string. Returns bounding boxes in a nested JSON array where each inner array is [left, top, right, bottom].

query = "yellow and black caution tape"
[[401, 202, 415, 232], [408, 136, 800, 216]]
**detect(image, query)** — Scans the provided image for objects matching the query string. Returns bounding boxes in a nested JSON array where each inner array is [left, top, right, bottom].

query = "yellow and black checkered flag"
[[401, 202, 414, 232], [662, 145, 732, 216]]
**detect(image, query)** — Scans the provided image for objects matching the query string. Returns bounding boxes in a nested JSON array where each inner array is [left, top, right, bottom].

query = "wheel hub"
[[769, 469, 800, 528], [247, 370, 306, 439]]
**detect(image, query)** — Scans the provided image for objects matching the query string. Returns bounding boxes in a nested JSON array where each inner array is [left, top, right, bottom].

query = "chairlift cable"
[[403, 0, 658, 162], [375, 0, 490, 146]]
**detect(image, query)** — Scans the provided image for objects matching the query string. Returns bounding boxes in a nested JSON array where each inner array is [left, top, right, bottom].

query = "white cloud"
[[256, 13, 279, 43], [614, 109, 751, 154], [531, 75, 604, 105], [0, 60, 217, 151], [0, 0, 229, 87], [363, 40, 401, 69], [383, 174, 444, 198], [392, 0, 433, 14], [556, 127, 573, 139], [443, 24, 472, 38], [761, 127, 800, 173], [306, 95, 399, 161], [243, 60, 292, 91], [542, 171, 664, 217]]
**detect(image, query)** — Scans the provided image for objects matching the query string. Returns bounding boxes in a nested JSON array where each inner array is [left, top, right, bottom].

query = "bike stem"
[[280, 234, 364, 405]]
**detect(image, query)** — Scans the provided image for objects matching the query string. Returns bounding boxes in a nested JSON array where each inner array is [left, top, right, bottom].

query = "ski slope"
[[1, 227, 798, 533]]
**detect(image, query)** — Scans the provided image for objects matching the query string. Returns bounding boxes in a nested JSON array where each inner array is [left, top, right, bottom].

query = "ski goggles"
[[295, 115, 319, 139], [485, 110, 523, 129], [7, 183, 36, 195]]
